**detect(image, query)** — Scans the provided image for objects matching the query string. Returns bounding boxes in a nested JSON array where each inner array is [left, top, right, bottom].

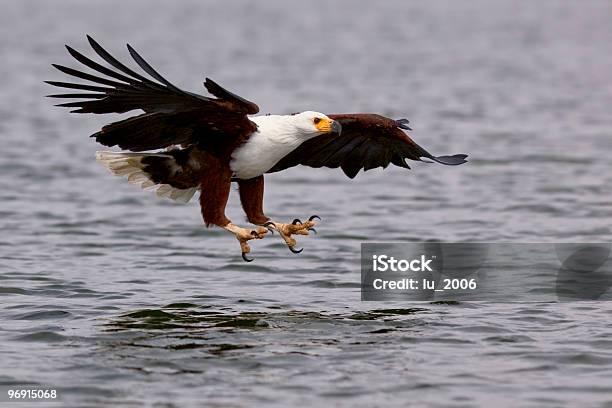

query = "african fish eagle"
[[47, 36, 468, 262]]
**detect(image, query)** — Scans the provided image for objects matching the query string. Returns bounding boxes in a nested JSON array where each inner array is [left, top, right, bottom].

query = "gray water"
[[1, 0, 612, 406]]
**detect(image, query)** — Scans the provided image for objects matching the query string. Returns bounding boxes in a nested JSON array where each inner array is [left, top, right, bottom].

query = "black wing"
[[46, 35, 259, 152], [268, 114, 467, 179]]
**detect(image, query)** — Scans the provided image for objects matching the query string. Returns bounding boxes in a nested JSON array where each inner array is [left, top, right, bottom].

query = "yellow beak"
[[315, 118, 342, 135]]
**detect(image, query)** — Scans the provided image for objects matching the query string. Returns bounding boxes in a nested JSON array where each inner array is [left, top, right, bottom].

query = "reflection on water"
[[103, 306, 431, 358], [106, 305, 430, 332]]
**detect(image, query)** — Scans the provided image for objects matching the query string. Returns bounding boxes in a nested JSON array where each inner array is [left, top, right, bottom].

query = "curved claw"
[[308, 227, 317, 234], [263, 221, 277, 235], [288, 246, 303, 254], [250, 230, 260, 237], [242, 252, 254, 262], [292, 218, 302, 225], [263, 221, 276, 234], [308, 215, 321, 222]]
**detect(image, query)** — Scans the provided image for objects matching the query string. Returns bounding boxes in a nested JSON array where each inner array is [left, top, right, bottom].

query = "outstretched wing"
[[268, 114, 467, 179], [46, 35, 259, 152]]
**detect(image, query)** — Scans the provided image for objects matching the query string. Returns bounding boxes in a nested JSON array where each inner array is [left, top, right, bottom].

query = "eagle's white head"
[[250, 111, 342, 144], [288, 111, 342, 139]]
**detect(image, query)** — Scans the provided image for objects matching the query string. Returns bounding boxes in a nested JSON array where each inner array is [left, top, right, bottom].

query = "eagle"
[[47, 36, 468, 262]]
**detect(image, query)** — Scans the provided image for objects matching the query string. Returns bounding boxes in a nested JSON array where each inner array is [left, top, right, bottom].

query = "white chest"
[[230, 131, 302, 179], [230, 116, 306, 179]]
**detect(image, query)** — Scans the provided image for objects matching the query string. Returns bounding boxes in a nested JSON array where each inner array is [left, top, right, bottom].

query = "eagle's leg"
[[201, 165, 268, 262], [263, 216, 319, 254], [238, 175, 318, 254]]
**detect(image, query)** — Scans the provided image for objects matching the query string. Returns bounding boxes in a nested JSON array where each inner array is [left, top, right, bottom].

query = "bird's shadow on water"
[[105, 304, 272, 332], [100, 303, 442, 358]]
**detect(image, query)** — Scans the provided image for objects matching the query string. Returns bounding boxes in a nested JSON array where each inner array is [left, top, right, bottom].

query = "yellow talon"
[[266, 217, 319, 254]]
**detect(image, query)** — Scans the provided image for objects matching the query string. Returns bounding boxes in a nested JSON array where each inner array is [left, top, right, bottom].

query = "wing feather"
[[86, 35, 162, 86], [126, 43, 182, 91], [325, 136, 368, 168], [51, 64, 126, 88], [47, 93, 107, 99], [44, 80, 111, 92], [65, 45, 137, 84], [47, 36, 259, 151]]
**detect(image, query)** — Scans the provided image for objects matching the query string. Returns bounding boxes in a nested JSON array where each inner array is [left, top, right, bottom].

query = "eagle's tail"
[[95, 151, 198, 203]]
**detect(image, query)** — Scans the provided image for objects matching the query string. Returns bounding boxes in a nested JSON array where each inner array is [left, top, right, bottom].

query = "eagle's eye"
[[313, 117, 321, 125]]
